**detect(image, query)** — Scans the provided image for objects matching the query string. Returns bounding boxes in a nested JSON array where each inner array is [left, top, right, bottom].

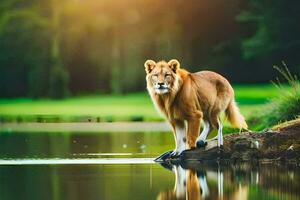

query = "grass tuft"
[[248, 62, 300, 130]]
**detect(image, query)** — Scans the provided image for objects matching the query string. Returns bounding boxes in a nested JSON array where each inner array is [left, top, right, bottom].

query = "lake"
[[0, 130, 299, 200]]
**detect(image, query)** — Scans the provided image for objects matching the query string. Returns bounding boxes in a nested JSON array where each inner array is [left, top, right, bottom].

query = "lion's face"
[[144, 59, 180, 95]]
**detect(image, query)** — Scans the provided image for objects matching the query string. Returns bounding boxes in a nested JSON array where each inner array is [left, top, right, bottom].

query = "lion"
[[144, 59, 247, 159]]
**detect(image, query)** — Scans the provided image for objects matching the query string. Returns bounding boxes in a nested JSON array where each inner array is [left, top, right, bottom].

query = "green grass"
[[0, 93, 159, 122], [0, 84, 285, 123], [247, 65, 300, 131]]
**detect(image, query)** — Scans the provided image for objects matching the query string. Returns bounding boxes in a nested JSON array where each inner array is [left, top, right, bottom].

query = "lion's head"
[[144, 59, 181, 95]]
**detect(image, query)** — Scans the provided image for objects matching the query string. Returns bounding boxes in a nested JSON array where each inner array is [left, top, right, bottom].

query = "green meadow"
[[0, 84, 281, 123]]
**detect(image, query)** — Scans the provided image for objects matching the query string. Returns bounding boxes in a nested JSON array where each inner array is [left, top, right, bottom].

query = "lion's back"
[[191, 70, 233, 94], [182, 70, 234, 114]]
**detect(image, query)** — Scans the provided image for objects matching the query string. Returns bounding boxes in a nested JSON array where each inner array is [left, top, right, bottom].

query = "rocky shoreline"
[[158, 122, 300, 164]]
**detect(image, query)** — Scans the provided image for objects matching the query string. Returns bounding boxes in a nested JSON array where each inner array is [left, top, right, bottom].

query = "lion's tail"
[[225, 99, 248, 130]]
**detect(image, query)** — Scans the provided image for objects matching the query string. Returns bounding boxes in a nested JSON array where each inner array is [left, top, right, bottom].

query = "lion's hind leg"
[[196, 120, 210, 148], [209, 114, 223, 147]]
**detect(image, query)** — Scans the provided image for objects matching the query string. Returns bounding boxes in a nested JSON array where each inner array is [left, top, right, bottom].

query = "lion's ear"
[[144, 60, 156, 74], [168, 59, 180, 73]]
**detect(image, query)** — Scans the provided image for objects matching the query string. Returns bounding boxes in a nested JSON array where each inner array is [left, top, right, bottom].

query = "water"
[[0, 131, 173, 159], [0, 131, 299, 200]]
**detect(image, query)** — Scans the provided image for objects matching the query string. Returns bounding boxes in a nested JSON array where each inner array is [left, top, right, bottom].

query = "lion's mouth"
[[154, 85, 168, 90], [158, 85, 167, 90], [155, 87, 169, 94]]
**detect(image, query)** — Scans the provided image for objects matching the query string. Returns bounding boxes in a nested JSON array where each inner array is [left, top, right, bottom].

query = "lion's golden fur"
[[145, 59, 247, 149]]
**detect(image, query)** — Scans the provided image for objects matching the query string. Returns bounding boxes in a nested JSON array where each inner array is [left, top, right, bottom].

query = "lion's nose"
[[158, 83, 164, 87]]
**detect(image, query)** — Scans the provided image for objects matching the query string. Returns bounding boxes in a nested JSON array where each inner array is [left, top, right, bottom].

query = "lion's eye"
[[152, 74, 158, 80], [165, 74, 171, 77]]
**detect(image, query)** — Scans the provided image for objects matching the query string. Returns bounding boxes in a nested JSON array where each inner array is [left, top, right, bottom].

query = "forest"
[[1, 0, 299, 98]]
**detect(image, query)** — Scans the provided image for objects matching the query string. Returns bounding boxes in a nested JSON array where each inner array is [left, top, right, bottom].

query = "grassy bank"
[[0, 84, 281, 123], [247, 66, 300, 131]]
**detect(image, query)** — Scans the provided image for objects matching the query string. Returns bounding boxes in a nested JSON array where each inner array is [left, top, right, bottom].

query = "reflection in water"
[[157, 162, 300, 200], [1, 161, 299, 200], [157, 164, 220, 200]]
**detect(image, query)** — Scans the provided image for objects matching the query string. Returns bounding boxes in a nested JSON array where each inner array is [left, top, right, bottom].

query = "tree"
[[0, 2, 51, 97], [237, 0, 300, 64], [48, 0, 69, 98], [0, 0, 69, 98]]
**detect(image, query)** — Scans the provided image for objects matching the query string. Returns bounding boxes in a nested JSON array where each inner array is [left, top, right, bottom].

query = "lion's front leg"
[[154, 120, 186, 161], [187, 118, 201, 149], [171, 120, 186, 156]]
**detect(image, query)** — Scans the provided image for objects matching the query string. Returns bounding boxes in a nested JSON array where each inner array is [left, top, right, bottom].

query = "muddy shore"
[[162, 122, 300, 163]]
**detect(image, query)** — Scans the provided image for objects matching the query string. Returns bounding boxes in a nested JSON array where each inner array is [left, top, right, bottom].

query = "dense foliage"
[[0, 0, 299, 98]]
